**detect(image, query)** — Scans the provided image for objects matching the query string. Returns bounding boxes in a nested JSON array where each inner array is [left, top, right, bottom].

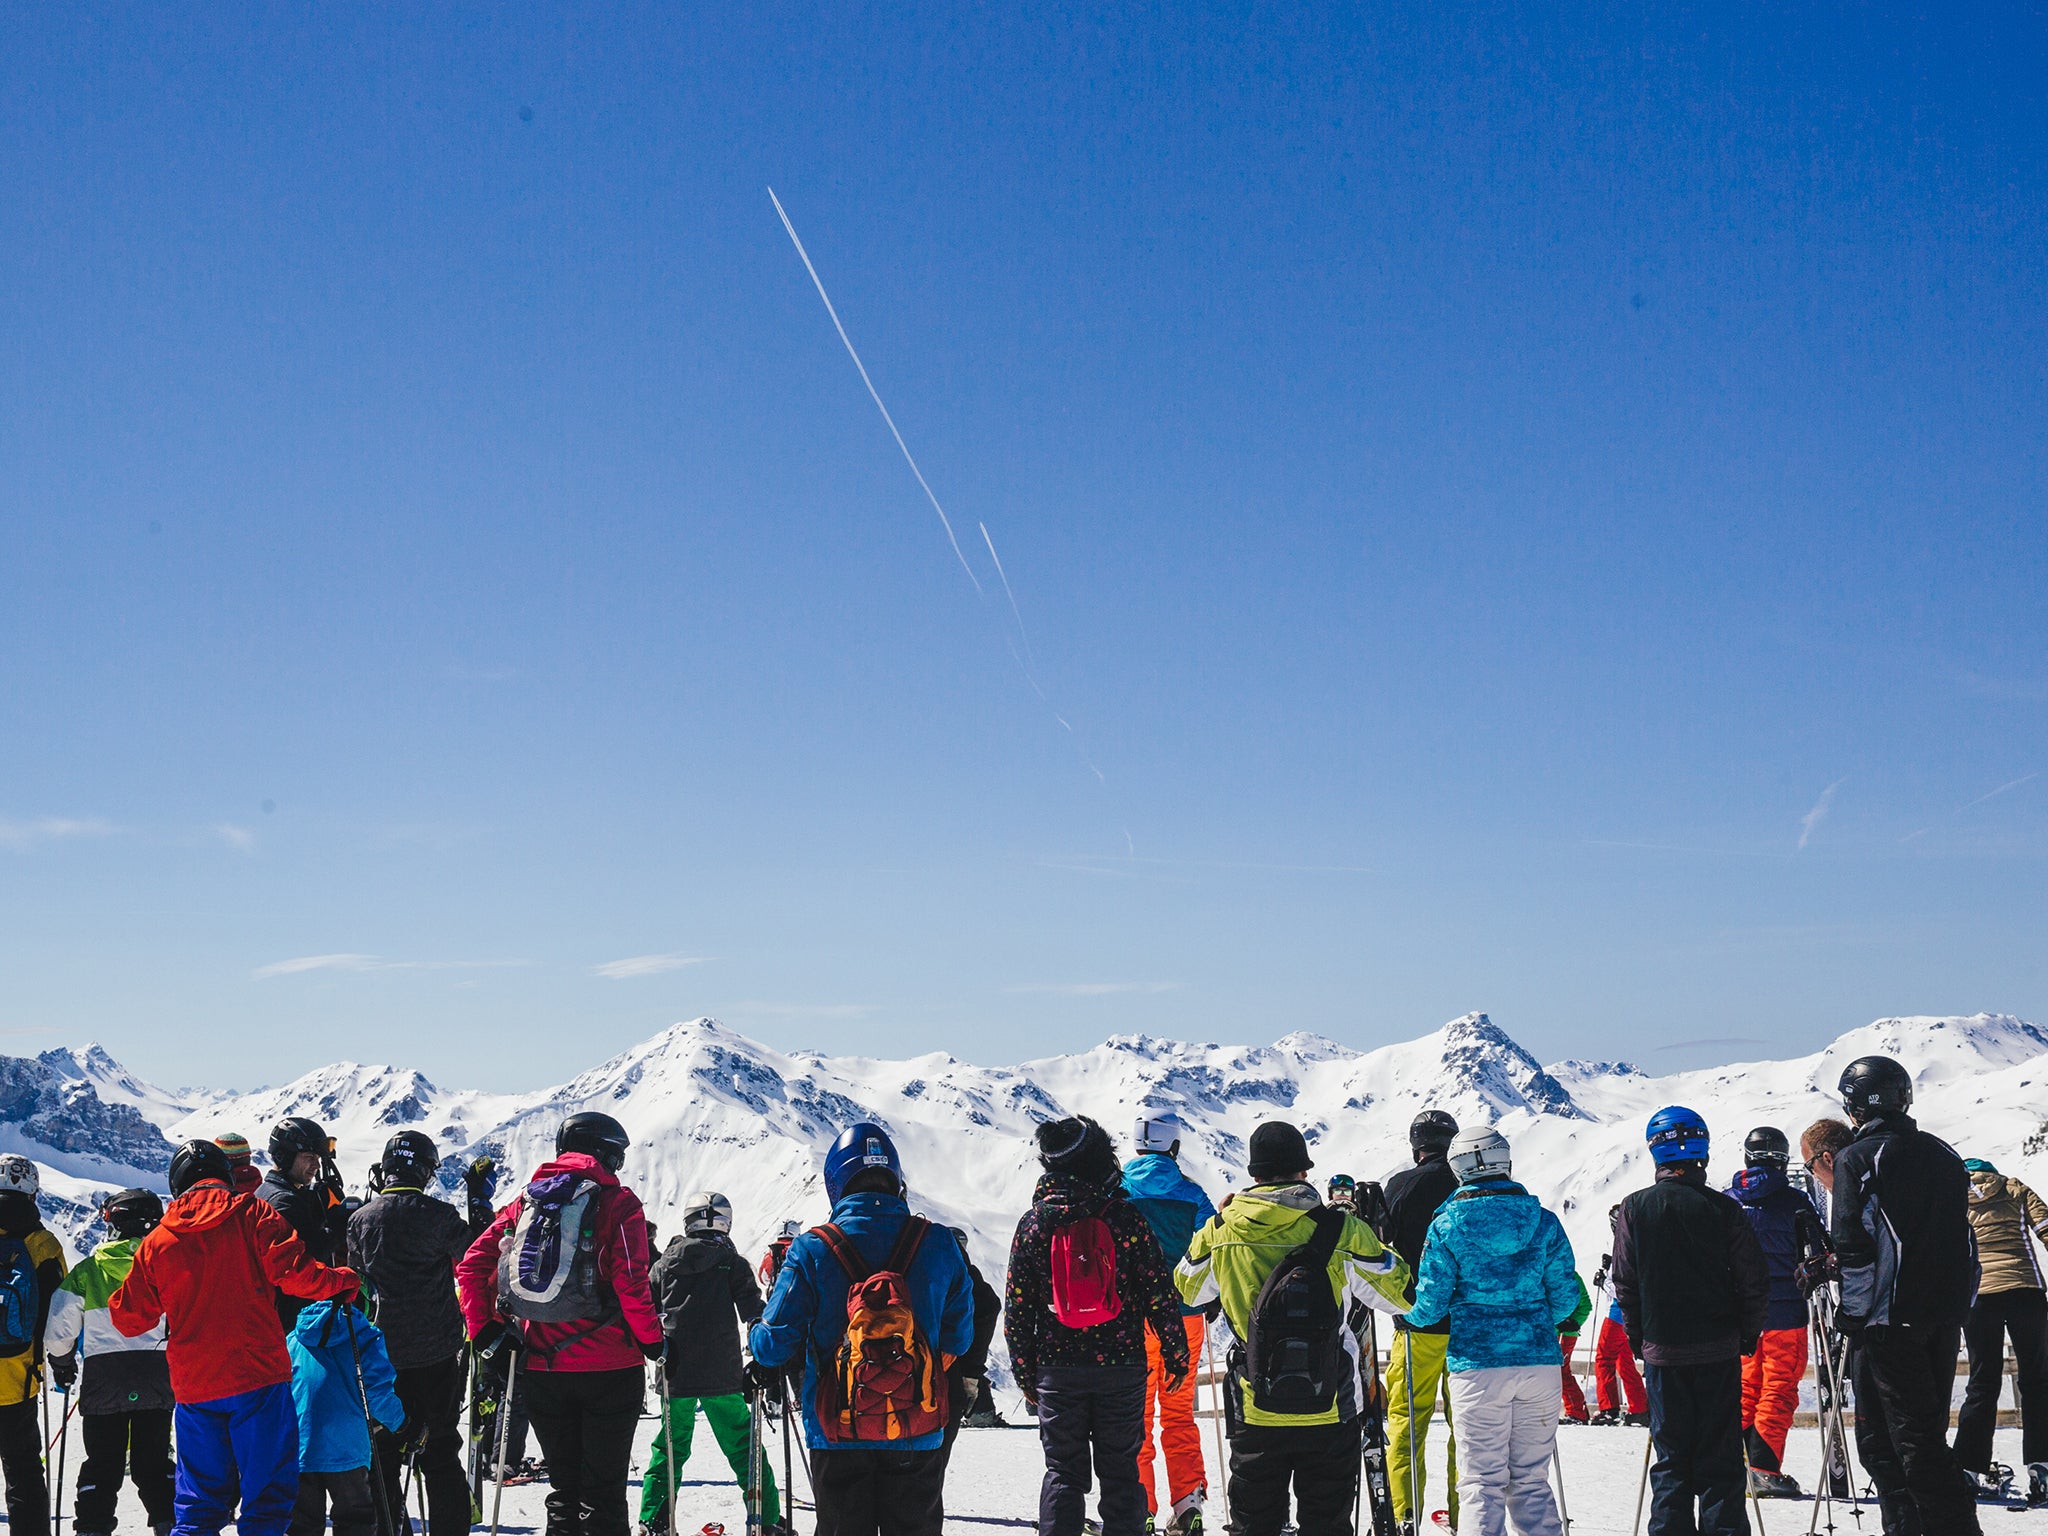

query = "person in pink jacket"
[[457, 1114, 663, 1536]]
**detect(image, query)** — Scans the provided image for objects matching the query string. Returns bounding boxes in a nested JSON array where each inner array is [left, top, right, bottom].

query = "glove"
[[743, 1358, 783, 1402], [1627, 1332, 1644, 1360], [1592, 1260, 1610, 1290], [1794, 1252, 1839, 1298], [49, 1353, 76, 1391], [464, 1156, 499, 1201], [640, 1338, 667, 1363], [1741, 1335, 1760, 1358], [1200, 1300, 1222, 1324], [389, 1416, 426, 1451], [473, 1321, 520, 1358]]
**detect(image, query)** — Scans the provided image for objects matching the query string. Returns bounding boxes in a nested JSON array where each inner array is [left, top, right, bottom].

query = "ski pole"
[[1743, 1440, 1768, 1536], [747, 1387, 766, 1536], [489, 1342, 522, 1536], [663, 1392, 678, 1536], [780, 1384, 795, 1534], [1202, 1325, 1231, 1528], [50, 1374, 69, 1536], [1403, 1330, 1422, 1530], [42, 1392, 81, 1454], [1358, 1312, 1371, 1536], [342, 1305, 403, 1536], [1551, 1439, 1570, 1533], [1632, 1427, 1652, 1536]]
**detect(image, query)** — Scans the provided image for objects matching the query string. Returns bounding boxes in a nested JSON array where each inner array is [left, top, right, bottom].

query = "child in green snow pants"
[[639, 1394, 779, 1528]]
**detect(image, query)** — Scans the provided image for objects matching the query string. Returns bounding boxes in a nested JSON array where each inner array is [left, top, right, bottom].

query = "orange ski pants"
[[1741, 1326, 1809, 1465], [1139, 1314, 1207, 1514]]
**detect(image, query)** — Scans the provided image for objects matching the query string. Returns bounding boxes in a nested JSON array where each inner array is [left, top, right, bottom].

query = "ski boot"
[[1166, 1491, 1205, 1536], [1622, 1410, 1651, 1428], [2031, 1463, 2048, 1508], [1748, 1468, 1803, 1499], [1588, 1408, 1620, 1426]]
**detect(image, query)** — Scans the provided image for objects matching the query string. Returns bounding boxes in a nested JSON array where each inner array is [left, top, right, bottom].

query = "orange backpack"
[[811, 1217, 947, 1444]]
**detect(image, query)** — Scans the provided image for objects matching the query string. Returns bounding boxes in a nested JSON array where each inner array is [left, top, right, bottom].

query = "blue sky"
[[3, 5, 2044, 1092]]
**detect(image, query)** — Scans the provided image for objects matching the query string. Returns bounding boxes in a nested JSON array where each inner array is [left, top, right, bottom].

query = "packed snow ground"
[[50, 1395, 2048, 1535]]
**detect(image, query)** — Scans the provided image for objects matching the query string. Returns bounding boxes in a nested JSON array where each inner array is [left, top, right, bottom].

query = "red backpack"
[[812, 1218, 948, 1444], [1049, 1214, 1122, 1327]]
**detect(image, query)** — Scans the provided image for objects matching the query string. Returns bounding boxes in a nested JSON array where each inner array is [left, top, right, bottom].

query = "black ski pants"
[[521, 1365, 645, 1536], [1850, 1323, 1980, 1536], [289, 1468, 380, 1536], [0, 1396, 50, 1536], [1035, 1365, 1148, 1536], [1644, 1360, 1749, 1536], [809, 1445, 946, 1536], [75, 1407, 175, 1531], [1956, 1288, 2048, 1473], [376, 1352, 471, 1536], [1224, 1416, 1362, 1536]]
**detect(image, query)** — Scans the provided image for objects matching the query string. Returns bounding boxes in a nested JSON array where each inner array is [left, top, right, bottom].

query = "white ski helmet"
[[1447, 1127, 1512, 1184], [777, 1219, 802, 1240], [683, 1191, 733, 1235], [1134, 1113, 1185, 1155], [0, 1155, 37, 1197]]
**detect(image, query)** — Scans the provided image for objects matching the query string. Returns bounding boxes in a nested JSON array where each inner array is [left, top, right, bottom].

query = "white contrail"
[[1960, 772, 2037, 811], [767, 188, 982, 595], [1798, 777, 1846, 850], [979, 521, 1034, 666]]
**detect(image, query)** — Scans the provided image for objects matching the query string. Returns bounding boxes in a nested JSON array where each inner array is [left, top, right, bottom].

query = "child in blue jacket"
[[286, 1299, 408, 1536]]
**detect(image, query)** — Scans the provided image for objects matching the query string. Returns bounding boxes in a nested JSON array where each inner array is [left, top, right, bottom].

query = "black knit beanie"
[[1247, 1121, 1314, 1181], [1036, 1116, 1120, 1187]]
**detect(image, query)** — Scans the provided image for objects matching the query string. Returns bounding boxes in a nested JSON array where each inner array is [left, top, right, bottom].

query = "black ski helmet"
[[379, 1131, 440, 1187], [1838, 1055, 1912, 1121], [1410, 1109, 1459, 1157], [268, 1116, 332, 1171], [168, 1139, 234, 1196], [101, 1187, 164, 1238], [557, 1111, 630, 1172], [1744, 1126, 1791, 1168]]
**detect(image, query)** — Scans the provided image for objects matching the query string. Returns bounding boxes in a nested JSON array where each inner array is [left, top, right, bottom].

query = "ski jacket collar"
[[1654, 1163, 1709, 1188], [163, 1182, 246, 1233], [1031, 1170, 1121, 1220], [1729, 1166, 1789, 1205], [1239, 1180, 1321, 1215], [523, 1150, 620, 1196], [667, 1231, 739, 1274], [1120, 1152, 1208, 1203]]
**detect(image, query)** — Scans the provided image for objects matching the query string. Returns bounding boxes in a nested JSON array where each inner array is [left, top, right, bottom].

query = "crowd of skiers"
[[0, 1048, 2040, 1536]]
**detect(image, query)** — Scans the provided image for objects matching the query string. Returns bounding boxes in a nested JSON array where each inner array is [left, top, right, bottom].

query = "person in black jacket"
[[639, 1193, 780, 1536], [1612, 1107, 1770, 1536], [1831, 1056, 1982, 1536], [1381, 1108, 1461, 1533], [349, 1132, 496, 1536], [259, 1116, 349, 1327], [941, 1227, 1005, 1450]]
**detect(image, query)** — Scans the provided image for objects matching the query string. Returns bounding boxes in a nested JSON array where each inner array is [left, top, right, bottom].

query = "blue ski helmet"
[[1646, 1105, 1710, 1165], [824, 1122, 903, 1203]]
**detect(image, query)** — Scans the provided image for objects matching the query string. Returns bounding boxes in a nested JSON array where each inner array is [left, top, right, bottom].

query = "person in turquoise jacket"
[[1121, 1115, 1221, 1531], [286, 1299, 408, 1536], [1404, 1127, 1579, 1536]]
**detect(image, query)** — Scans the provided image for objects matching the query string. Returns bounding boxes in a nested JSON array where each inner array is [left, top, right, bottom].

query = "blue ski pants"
[[173, 1380, 301, 1536]]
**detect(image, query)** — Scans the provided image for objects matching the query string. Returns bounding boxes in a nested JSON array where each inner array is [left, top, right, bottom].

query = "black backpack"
[[1243, 1205, 1348, 1416]]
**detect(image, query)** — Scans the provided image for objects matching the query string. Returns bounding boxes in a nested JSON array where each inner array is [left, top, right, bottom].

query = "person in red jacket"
[[110, 1140, 358, 1536], [457, 1113, 663, 1536]]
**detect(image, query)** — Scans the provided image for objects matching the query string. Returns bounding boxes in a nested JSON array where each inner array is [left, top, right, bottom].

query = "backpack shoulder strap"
[[1303, 1205, 1346, 1265], [883, 1215, 929, 1276], [813, 1223, 871, 1284]]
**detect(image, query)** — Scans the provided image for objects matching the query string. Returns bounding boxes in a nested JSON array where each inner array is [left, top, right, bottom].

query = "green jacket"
[[1562, 1271, 1592, 1336], [1175, 1182, 1410, 1427]]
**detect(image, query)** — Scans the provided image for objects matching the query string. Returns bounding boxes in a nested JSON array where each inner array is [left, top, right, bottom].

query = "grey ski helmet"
[[683, 1191, 733, 1235], [1447, 1126, 1512, 1184]]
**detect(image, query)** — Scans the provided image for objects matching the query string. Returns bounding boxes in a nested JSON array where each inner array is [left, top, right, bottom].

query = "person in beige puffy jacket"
[[1957, 1158, 2048, 1500]]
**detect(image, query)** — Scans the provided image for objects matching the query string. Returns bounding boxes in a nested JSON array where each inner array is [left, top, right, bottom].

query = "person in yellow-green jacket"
[[1175, 1122, 1410, 1536], [0, 1155, 70, 1536]]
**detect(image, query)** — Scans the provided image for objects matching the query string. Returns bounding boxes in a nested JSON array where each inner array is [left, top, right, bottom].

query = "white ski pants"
[[1444, 1364, 1564, 1536]]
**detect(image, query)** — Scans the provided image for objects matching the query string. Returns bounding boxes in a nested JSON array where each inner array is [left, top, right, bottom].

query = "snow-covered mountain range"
[[12, 1012, 2048, 1351]]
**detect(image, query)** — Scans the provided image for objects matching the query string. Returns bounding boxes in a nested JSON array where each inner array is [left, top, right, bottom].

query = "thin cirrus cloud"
[[1796, 778, 1846, 850], [591, 953, 710, 981], [213, 824, 257, 852], [252, 954, 530, 980], [0, 816, 118, 849], [1007, 981, 1181, 997]]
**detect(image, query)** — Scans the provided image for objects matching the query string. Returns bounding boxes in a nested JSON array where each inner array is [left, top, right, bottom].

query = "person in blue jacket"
[[1121, 1114, 1219, 1534], [286, 1298, 408, 1536], [1727, 1126, 1829, 1497], [1404, 1127, 1579, 1536], [748, 1123, 973, 1536]]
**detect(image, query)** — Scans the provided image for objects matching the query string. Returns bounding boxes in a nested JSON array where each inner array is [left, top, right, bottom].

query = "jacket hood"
[[290, 1297, 355, 1346], [1032, 1170, 1118, 1220], [667, 1232, 737, 1274], [1730, 1166, 1788, 1205], [1121, 1153, 1204, 1202], [1970, 1169, 2013, 1201], [523, 1151, 620, 1197], [1217, 1182, 1324, 1241], [163, 1183, 244, 1234]]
